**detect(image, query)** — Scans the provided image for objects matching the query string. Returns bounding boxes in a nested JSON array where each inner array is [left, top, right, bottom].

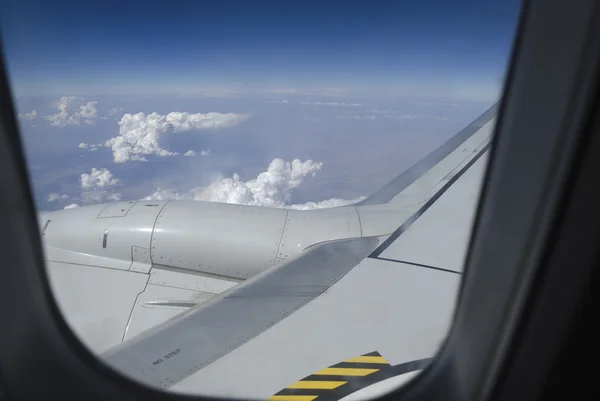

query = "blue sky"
[[2, 0, 520, 98], [0, 0, 522, 210]]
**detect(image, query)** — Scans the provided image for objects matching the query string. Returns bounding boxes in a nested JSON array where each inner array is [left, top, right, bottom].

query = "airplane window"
[[0, 0, 521, 399]]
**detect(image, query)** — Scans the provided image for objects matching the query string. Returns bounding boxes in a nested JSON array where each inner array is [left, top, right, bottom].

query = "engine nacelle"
[[150, 201, 288, 278], [39, 200, 362, 280]]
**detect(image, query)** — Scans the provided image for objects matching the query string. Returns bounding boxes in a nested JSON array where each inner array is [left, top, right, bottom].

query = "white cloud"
[[64, 204, 80, 209], [51, 160, 361, 210], [82, 111, 247, 163], [78, 101, 98, 119], [198, 159, 324, 207], [18, 110, 37, 120], [288, 197, 364, 210], [47, 168, 121, 209], [143, 158, 364, 209], [142, 188, 193, 201], [44, 96, 99, 126], [80, 168, 119, 189], [78, 143, 102, 151], [45, 96, 77, 126], [184, 149, 210, 157], [48, 193, 70, 202], [77, 168, 122, 203]]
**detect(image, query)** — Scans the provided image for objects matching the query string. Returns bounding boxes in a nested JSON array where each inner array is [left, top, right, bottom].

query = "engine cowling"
[[38, 200, 362, 280]]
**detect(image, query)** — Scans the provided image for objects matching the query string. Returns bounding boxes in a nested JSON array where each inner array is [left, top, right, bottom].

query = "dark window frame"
[[1, 0, 600, 400]]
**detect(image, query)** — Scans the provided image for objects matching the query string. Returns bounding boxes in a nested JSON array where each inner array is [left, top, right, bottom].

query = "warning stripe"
[[268, 351, 391, 401], [344, 356, 388, 364]]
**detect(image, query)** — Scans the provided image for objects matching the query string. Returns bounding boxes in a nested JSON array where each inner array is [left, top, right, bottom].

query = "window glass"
[[0, 0, 521, 398]]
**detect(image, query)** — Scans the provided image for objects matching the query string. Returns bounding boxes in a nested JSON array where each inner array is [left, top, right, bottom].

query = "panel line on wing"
[[373, 257, 460, 275]]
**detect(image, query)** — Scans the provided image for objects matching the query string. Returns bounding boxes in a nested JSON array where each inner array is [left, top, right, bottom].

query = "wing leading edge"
[[357, 103, 497, 207]]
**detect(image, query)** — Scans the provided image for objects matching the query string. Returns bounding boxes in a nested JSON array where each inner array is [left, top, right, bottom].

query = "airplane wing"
[[42, 103, 497, 399]]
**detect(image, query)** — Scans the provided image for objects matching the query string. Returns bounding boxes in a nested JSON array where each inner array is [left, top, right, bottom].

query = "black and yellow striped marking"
[[268, 351, 428, 401]]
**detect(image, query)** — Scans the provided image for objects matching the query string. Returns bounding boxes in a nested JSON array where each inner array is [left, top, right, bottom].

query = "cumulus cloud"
[[47, 159, 362, 210], [44, 96, 99, 126], [287, 197, 364, 210], [143, 158, 364, 209], [196, 159, 324, 207], [184, 149, 211, 157], [142, 188, 193, 201], [81, 111, 247, 163], [78, 101, 98, 119], [80, 168, 119, 189], [48, 193, 70, 202], [46, 168, 122, 209], [78, 143, 102, 151], [18, 110, 37, 120], [77, 168, 122, 203]]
